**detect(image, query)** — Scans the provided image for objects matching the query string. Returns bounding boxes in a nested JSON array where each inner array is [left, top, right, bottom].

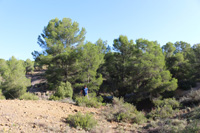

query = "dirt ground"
[[0, 100, 139, 133], [0, 100, 103, 133]]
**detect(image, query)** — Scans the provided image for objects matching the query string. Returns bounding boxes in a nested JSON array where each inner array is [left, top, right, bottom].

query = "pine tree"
[[24, 59, 34, 74], [162, 41, 195, 90], [33, 18, 86, 89], [131, 39, 177, 100], [0, 57, 31, 99], [75, 41, 105, 92], [102, 36, 177, 100]]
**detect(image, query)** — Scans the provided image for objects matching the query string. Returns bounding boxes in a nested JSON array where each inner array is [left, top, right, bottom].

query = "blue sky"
[[0, 0, 200, 60]]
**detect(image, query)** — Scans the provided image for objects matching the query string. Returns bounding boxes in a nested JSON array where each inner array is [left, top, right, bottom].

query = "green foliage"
[[102, 36, 177, 100], [67, 112, 97, 130], [148, 98, 180, 119], [19, 92, 39, 100], [0, 89, 5, 99], [75, 41, 105, 93], [49, 95, 62, 101], [162, 42, 176, 58], [146, 118, 200, 133], [183, 120, 200, 133], [162, 41, 195, 90], [33, 18, 86, 89], [24, 59, 34, 74], [34, 18, 105, 94], [146, 119, 187, 133], [102, 35, 135, 96], [104, 97, 146, 124], [54, 81, 73, 98], [0, 57, 31, 99], [192, 43, 200, 80], [133, 39, 177, 99], [75, 94, 103, 108]]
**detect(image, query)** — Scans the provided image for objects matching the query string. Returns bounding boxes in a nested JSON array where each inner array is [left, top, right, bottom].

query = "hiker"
[[81, 85, 88, 98]]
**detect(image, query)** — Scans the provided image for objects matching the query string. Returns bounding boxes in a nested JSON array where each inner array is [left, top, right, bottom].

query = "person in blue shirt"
[[81, 85, 88, 97]]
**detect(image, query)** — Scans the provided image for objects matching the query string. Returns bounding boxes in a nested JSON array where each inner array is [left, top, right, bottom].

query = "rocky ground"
[[0, 100, 100, 133], [0, 99, 140, 133]]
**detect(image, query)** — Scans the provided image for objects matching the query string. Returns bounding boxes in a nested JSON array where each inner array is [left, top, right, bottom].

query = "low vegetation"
[[180, 89, 200, 106], [75, 93, 103, 108], [148, 98, 180, 119], [67, 112, 97, 130], [103, 97, 147, 124], [54, 81, 73, 99], [0, 89, 5, 99], [19, 92, 39, 100]]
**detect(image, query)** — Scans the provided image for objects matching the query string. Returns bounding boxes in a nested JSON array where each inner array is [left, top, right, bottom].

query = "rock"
[[186, 107, 191, 112], [33, 123, 36, 128]]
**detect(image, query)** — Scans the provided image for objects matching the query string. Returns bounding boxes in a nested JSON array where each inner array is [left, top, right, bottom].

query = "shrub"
[[180, 89, 200, 106], [148, 98, 180, 119], [49, 95, 62, 101], [75, 93, 103, 108], [103, 97, 147, 124], [134, 112, 147, 124], [0, 89, 5, 99], [19, 92, 39, 100], [53, 81, 73, 99], [183, 120, 200, 133], [182, 106, 200, 120], [67, 112, 97, 130], [145, 118, 187, 132]]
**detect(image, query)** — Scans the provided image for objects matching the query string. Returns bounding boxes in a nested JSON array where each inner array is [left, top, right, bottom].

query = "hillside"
[[1, 71, 200, 132], [0, 100, 110, 133]]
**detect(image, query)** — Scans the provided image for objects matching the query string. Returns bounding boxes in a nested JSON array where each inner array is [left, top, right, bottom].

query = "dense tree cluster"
[[31, 18, 200, 101], [1, 17, 200, 102], [101, 37, 177, 101]]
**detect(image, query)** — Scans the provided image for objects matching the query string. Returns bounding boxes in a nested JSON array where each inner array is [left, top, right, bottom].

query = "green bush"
[[148, 98, 180, 119], [53, 81, 73, 99], [134, 112, 147, 124], [0, 89, 5, 99], [103, 97, 147, 124], [49, 95, 62, 101], [75, 93, 103, 108], [19, 92, 39, 100], [67, 112, 97, 130]]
